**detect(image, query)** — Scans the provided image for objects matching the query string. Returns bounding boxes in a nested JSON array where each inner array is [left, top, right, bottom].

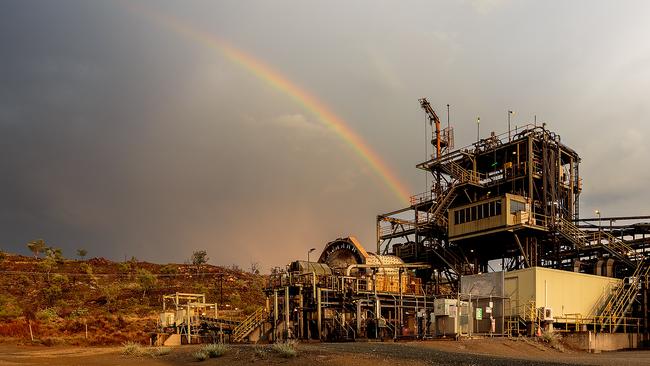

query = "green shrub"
[[36, 307, 58, 322], [253, 345, 268, 359], [117, 262, 131, 275], [80, 263, 93, 275], [159, 264, 178, 275], [192, 350, 209, 361], [0, 294, 22, 320], [201, 343, 229, 358], [41, 284, 63, 306], [136, 269, 156, 298], [121, 341, 147, 356], [272, 340, 298, 358], [69, 308, 89, 319], [541, 330, 564, 351]]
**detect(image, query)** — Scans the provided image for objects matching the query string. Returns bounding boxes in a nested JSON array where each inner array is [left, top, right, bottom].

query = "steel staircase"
[[597, 261, 649, 332], [428, 183, 458, 227], [443, 161, 480, 185], [231, 307, 266, 342], [555, 218, 636, 268], [597, 231, 640, 267], [505, 317, 527, 337], [331, 309, 355, 340], [555, 217, 589, 248]]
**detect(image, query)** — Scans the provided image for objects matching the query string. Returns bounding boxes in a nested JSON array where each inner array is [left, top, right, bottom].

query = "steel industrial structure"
[[377, 98, 649, 336], [259, 99, 649, 345]]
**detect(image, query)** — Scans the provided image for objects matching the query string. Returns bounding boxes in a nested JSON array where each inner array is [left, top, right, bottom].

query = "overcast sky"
[[1, 0, 649, 271]]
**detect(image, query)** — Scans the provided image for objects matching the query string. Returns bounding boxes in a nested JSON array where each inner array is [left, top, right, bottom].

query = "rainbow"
[[126, 5, 412, 204]]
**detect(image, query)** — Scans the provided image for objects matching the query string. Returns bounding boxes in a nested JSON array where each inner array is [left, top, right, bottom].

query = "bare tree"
[[250, 261, 260, 275]]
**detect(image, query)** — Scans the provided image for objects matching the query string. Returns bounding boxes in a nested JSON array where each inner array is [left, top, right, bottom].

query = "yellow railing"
[[597, 262, 649, 331], [555, 218, 638, 262], [232, 307, 266, 342]]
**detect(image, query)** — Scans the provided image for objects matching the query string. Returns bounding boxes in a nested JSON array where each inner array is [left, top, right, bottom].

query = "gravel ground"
[[314, 342, 581, 366], [1, 340, 648, 366]]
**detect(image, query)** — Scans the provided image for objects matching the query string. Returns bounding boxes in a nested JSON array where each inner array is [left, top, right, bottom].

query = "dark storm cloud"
[[1, 0, 650, 269]]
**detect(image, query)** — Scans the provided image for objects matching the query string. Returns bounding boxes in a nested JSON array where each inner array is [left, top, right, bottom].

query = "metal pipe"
[[345, 263, 430, 277]]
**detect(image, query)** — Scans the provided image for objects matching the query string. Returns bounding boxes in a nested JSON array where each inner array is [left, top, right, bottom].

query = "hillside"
[[0, 253, 266, 345]]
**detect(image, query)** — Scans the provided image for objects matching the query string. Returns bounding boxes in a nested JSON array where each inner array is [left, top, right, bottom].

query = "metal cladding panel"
[[365, 253, 404, 275], [505, 267, 621, 319], [460, 271, 505, 297], [292, 261, 333, 276]]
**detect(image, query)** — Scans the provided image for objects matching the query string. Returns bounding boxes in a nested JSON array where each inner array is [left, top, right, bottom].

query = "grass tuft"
[[201, 343, 229, 358], [540, 330, 565, 352], [271, 340, 298, 358], [121, 341, 147, 356], [253, 345, 268, 359], [192, 350, 209, 362]]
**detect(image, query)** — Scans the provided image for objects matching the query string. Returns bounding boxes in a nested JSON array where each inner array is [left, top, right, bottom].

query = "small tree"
[[26, 239, 47, 258], [250, 261, 260, 275], [137, 269, 156, 298], [39, 255, 57, 282], [45, 247, 64, 264], [191, 250, 209, 275], [0, 250, 6, 263], [76, 249, 88, 260]]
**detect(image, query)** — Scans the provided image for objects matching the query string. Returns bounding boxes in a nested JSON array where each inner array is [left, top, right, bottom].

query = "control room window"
[[510, 200, 526, 214], [495, 201, 502, 215]]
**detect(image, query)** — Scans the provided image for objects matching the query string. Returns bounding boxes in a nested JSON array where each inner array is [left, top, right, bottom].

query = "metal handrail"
[[232, 307, 266, 342]]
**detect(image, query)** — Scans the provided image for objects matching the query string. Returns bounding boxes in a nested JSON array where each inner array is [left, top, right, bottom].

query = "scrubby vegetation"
[[121, 342, 173, 358], [272, 340, 299, 358], [192, 350, 209, 361], [201, 343, 229, 358], [150, 346, 172, 356], [121, 341, 148, 356], [540, 330, 565, 352], [0, 249, 266, 346]]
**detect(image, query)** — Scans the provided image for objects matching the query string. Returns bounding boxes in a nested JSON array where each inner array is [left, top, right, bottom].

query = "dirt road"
[[0, 339, 648, 366]]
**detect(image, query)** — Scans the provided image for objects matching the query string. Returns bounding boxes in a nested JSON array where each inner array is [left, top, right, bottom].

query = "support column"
[[356, 301, 362, 335], [187, 304, 191, 344], [317, 289, 322, 340], [298, 287, 304, 339], [273, 290, 278, 342], [642, 276, 650, 342], [285, 286, 290, 339]]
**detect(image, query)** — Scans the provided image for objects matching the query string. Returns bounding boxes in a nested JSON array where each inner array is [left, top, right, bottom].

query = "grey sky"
[[1, 1, 649, 270]]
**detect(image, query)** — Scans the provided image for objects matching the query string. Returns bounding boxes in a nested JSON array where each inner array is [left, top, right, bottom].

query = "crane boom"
[[419, 98, 443, 158]]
